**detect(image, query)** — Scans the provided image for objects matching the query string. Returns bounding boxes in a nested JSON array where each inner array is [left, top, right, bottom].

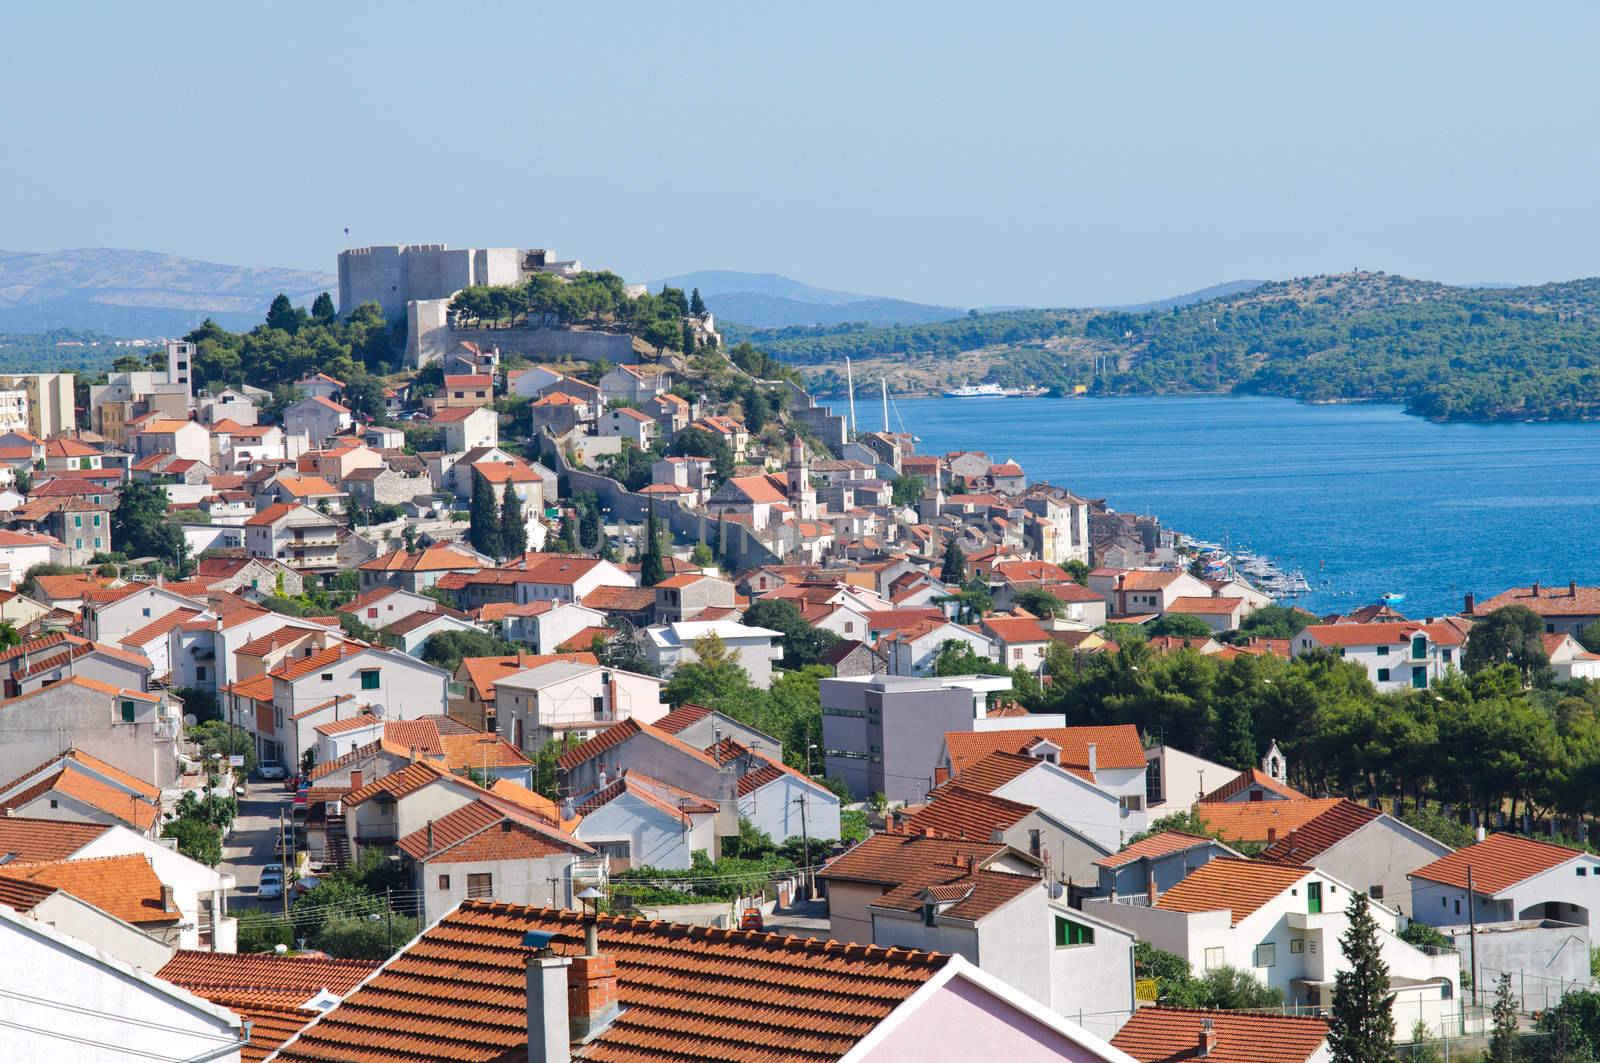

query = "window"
[[1145, 757, 1163, 804], [1055, 916, 1095, 947], [73, 515, 81, 528], [438, 875, 450, 890], [1255, 943, 1276, 968], [1377, 668, 1391, 683], [1119, 795, 1144, 812], [360, 670, 380, 690], [1579, 867, 1588, 877], [1203, 947, 1225, 971], [1412, 635, 1427, 658], [321, 673, 334, 682], [120, 699, 136, 722], [1290, 938, 1304, 954], [367, 608, 378, 618], [465, 873, 491, 899], [1454, 898, 1461, 916], [1307, 881, 1322, 914], [1377, 645, 1390, 655], [1028, 829, 1042, 856], [196, 666, 207, 682], [1443, 648, 1453, 663], [593, 695, 606, 719], [92, 514, 101, 527], [1370, 884, 1385, 899]]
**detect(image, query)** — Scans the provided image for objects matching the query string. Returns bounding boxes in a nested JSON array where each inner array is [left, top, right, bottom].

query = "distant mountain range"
[[644, 270, 970, 328], [0, 248, 334, 337], [1111, 279, 1267, 313]]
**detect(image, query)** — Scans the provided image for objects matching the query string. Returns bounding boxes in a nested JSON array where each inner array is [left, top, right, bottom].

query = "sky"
[[5, 2, 1599, 308]]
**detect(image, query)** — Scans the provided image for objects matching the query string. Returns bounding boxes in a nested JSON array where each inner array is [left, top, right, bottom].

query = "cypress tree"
[[639, 503, 666, 587], [469, 469, 501, 558], [1328, 890, 1395, 1063], [940, 537, 966, 584], [690, 288, 707, 316], [1488, 972, 1517, 1063], [499, 485, 528, 559]]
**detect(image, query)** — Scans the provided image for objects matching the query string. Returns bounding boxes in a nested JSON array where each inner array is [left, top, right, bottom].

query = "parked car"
[[261, 863, 284, 880], [257, 878, 283, 900], [257, 761, 287, 781], [739, 907, 763, 931]]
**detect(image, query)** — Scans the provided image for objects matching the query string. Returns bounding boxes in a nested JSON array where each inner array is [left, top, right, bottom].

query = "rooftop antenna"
[[845, 357, 858, 441]]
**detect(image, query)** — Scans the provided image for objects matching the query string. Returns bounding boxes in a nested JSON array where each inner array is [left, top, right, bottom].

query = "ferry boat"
[[944, 382, 1006, 398], [1380, 592, 1406, 605]]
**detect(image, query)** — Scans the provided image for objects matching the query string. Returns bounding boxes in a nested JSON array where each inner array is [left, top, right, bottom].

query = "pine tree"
[[941, 537, 966, 584], [681, 320, 697, 356], [469, 470, 501, 558], [1328, 890, 1395, 1063], [311, 292, 337, 323], [1488, 972, 1517, 1063], [690, 288, 707, 316], [499, 486, 528, 559], [639, 503, 666, 587]]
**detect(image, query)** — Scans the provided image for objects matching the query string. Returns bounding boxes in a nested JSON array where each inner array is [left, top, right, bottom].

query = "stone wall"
[[408, 301, 642, 368]]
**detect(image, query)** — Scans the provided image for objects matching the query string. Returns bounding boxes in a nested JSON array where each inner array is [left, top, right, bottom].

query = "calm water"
[[892, 395, 1600, 617]]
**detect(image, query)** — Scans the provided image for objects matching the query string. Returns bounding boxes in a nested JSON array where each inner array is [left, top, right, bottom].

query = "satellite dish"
[[183, 714, 198, 727]]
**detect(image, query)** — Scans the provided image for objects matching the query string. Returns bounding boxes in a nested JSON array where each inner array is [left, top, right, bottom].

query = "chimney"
[[1463, 592, 1475, 615], [426, 820, 434, 856], [567, 934, 621, 1043], [1086, 743, 1097, 774], [1572, 580, 1579, 597], [1198, 1017, 1216, 1057], [1146, 867, 1158, 905], [1476, 825, 1486, 843], [350, 769, 363, 790], [525, 946, 573, 1063], [1266, 827, 1277, 844], [1533, 580, 1541, 596], [161, 885, 175, 913]]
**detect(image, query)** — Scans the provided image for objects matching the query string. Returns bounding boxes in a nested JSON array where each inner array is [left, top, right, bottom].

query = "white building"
[[642, 620, 784, 689], [493, 660, 668, 754], [1410, 832, 1600, 930], [1292, 619, 1469, 691]]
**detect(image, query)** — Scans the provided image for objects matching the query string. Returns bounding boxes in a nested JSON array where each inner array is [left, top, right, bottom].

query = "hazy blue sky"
[[6, 2, 1598, 307]]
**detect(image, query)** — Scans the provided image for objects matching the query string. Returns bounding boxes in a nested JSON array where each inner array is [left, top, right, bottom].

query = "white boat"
[[944, 382, 1005, 398]]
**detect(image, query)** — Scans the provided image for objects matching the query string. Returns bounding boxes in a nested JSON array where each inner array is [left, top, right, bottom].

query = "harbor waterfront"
[[893, 394, 1600, 618]]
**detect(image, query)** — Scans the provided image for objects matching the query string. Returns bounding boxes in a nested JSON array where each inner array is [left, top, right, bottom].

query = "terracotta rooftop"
[[1475, 583, 1600, 617], [1301, 619, 1468, 648], [651, 702, 712, 734], [1112, 1006, 1330, 1063], [358, 543, 483, 572], [0, 816, 110, 862], [1196, 798, 1347, 845], [456, 651, 598, 704], [1154, 858, 1311, 925], [394, 798, 590, 863], [1167, 595, 1248, 615], [269, 901, 948, 1063], [343, 759, 464, 807], [572, 771, 720, 824], [1409, 832, 1583, 894], [870, 866, 1040, 922], [944, 724, 1145, 777], [1200, 767, 1307, 804], [157, 948, 379, 999], [0, 853, 177, 925], [821, 831, 1012, 888], [900, 785, 1037, 842], [1258, 800, 1386, 865], [556, 716, 721, 773], [1095, 831, 1227, 870]]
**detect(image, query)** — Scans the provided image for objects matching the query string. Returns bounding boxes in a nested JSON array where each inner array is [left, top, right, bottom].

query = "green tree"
[[1059, 559, 1089, 584], [1579, 620, 1600, 655], [1014, 588, 1065, 618], [499, 486, 528, 558], [933, 638, 1008, 677], [1489, 971, 1518, 1063], [468, 469, 501, 558], [419, 629, 519, 674], [891, 474, 925, 508], [311, 292, 337, 324], [1464, 605, 1552, 685], [690, 541, 714, 567], [112, 480, 187, 567], [1328, 890, 1395, 1063], [744, 597, 841, 669], [1147, 614, 1214, 638], [663, 633, 751, 705], [265, 293, 304, 333], [689, 288, 707, 316], [941, 537, 966, 584], [639, 503, 666, 587]]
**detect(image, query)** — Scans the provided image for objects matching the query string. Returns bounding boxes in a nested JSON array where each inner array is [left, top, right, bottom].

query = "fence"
[[1477, 965, 1596, 1015]]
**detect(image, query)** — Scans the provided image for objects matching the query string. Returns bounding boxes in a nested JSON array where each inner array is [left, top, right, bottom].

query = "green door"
[[1307, 881, 1322, 914], [1412, 666, 1427, 689]]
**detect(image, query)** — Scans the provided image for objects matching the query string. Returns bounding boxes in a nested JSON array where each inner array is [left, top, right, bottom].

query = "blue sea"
[[891, 395, 1600, 618]]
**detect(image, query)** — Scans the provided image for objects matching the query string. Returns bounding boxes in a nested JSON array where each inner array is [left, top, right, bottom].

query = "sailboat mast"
[[881, 378, 889, 433], [845, 357, 858, 440]]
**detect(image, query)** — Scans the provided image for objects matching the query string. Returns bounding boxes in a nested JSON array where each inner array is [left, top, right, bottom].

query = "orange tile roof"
[[556, 717, 720, 773], [1167, 595, 1248, 615], [1200, 767, 1307, 804], [1154, 858, 1311, 925], [1112, 1007, 1330, 1063], [342, 759, 463, 807], [122, 607, 203, 648], [945, 724, 1145, 777], [899, 785, 1036, 842], [1409, 832, 1582, 894], [1475, 583, 1600, 617], [581, 584, 658, 611], [487, 779, 565, 824], [1301, 619, 1468, 648], [1258, 799, 1386, 865], [821, 831, 1012, 888], [438, 732, 530, 772], [157, 949, 380, 998], [395, 798, 589, 863], [1095, 831, 1226, 870], [225, 672, 275, 704], [270, 901, 947, 1063], [455, 652, 597, 703], [1195, 798, 1346, 845], [651, 703, 712, 735], [246, 501, 298, 526], [0, 816, 110, 861], [979, 615, 1053, 644], [270, 642, 364, 681], [313, 713, 382, 737], [869, 866, 1040, 922], [1, 853, 177, 924], [0, 875, 58, 911], [358, 543, 483, 572]]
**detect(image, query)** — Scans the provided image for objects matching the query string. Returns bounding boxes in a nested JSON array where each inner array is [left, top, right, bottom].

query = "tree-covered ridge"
[[447, 272, 702, 355], [764, 271, 1600, 421]]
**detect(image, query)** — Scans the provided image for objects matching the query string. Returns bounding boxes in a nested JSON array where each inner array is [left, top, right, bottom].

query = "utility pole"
[[385, 887, 393, 953], [1466, 864, 1479, 1009], [794, 794, 811, 902]]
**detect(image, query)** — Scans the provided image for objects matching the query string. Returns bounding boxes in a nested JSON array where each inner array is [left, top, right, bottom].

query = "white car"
[[257, 762, 288, 781], [257, 876, 283, 900], [261, 863, 284, 880]]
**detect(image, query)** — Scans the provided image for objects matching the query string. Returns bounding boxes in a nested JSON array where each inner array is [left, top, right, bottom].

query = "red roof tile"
[[1200, 767, 1307, 804], [1258, 800, 1385, 865], [1409, 832, 1582, 894], [1154, 859, 1311, 925], [944, 724, 1145, 777], [1095, 831, 1226, 870], [1112, 1007, 1329, 1063]]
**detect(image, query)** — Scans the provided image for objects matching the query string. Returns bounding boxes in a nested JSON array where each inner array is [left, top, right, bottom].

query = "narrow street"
[[221, 777, 293, 911]]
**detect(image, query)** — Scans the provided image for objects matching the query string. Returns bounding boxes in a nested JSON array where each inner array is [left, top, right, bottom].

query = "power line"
[[0, 986, 240, 1046]]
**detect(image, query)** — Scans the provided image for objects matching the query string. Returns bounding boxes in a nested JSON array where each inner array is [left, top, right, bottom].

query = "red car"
[[739, 907, 763, 931]]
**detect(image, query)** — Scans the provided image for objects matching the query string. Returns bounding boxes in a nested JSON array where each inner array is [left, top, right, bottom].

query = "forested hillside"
[[775, 272, 1600, 421]]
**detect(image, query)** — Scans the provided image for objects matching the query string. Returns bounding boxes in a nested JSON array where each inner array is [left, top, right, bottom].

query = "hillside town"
[[6, 246, 1600, 1062]]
